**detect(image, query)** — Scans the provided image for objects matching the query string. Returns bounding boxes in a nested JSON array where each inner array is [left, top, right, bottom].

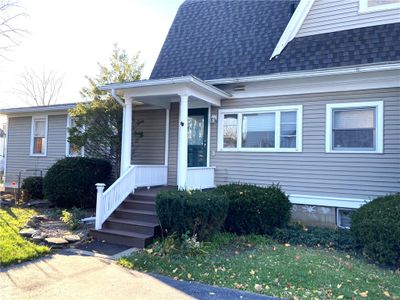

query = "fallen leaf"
[[254, 284, 263, 292], [383, 291, 390, 297], [359, 291, 368, 298], [250, 269, 255, 276], [337, 296, 344, 299], [284, 243, 290, 247], [187, 273, 192, 279], [172, 268, 178, 273], [295, 255, 301, 260], [337, 284, 342, 289]]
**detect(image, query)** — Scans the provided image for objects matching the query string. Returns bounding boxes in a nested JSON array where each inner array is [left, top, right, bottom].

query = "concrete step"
[[104, 217, 159, 235], [113, 208, 158, 223], [121, 199, 156, 211], [90, 228, 153, 248]]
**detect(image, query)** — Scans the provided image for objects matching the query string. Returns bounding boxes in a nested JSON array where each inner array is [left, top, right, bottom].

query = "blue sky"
[[0, 0, 185, 108]]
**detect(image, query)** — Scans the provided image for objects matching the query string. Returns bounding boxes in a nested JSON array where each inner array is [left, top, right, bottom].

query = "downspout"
[[111, 89, 125, 107]]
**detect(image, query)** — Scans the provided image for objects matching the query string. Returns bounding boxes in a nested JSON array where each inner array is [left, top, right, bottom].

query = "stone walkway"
[[0, 252, 279, 300]]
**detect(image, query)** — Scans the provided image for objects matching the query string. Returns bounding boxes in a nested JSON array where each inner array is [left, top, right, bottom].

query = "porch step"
[[104, 218, 159, 235], [113, 208, 158, 223], [121, 199, 156, 211], [90, 188, 162, 249], [90, 228, 153, 248]]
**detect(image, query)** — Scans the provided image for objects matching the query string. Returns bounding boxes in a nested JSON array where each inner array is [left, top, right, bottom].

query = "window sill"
[[325, 150, 383, 154], [30, 154, 47, 157], [359, 4, 400, 14]]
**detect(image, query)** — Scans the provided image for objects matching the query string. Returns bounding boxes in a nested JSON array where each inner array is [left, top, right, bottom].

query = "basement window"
[[336, 208, 355, 229], [359, 0, 400, 13]]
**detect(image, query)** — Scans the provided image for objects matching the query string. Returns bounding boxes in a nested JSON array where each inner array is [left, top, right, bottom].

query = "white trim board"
[[289, 194, 367, 209], [359, 0, 400, 13], [270, 0, 316, 59]]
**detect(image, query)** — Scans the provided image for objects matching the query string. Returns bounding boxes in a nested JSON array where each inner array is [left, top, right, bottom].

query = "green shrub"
[[43, 157, 111, 208], [351, 194, 400, 267], [21, 176, 44, 200], [217, 183, 291, 235], [156, 189, 229, 241], [273, 224, 359, 252]]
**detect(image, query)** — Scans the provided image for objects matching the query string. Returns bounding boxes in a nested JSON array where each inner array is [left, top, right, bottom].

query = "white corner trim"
[[30, 115, 48, 157], [270, 0, 316, 60], [3, 117, 9, 183], [325, 101, 384, 154], [217, 105, 303, 152], [290, 194, 367, 209], [359, 0, 400, 13]]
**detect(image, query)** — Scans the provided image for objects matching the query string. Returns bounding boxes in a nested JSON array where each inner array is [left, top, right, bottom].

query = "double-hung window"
[[66, 115, 84, 157], [326, 101, 383, 153], [31, 116, 47, 156], [359, 0, 400, 13], [218, 105, 303, 152]]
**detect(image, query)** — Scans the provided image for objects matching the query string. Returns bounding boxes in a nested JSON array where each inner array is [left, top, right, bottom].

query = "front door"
[[188, 108, 208, 167]]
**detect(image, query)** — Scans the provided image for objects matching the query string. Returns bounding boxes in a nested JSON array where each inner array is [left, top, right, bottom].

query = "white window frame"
[[65, 115, 84, 157], [30, 115, 48, 157], [217, 105, 303, 152], [359, 0, 400, 13], [325, 101, 384, 154]]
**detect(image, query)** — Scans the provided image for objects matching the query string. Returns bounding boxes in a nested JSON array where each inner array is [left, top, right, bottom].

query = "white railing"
[[95, 165, 168, 230], [186, 167, 215, 190]]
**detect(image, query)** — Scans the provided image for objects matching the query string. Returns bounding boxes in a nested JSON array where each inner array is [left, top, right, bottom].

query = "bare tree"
[[15, 68, 64, 106], [0, 0, 26, 60]]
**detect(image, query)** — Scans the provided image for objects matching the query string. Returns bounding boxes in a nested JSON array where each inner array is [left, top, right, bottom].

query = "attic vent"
[[233, 85, 246, 91]]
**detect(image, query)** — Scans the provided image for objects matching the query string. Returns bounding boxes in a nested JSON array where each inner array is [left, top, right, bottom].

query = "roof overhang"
[[100, 75, 231, 108], [0, 102, 79, 116]]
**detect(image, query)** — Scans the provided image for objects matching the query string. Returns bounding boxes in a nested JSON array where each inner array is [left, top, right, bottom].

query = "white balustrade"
[[95, 165, 168, 230], [186, 167, 215, 190]]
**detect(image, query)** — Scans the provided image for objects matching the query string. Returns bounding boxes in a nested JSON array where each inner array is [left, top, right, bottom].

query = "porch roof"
[[99, 75, 231, 108]]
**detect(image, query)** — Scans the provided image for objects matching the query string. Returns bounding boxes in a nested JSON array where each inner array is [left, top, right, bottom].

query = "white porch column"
[[177, 95, 188, 189], [120, 97, 133, 174]]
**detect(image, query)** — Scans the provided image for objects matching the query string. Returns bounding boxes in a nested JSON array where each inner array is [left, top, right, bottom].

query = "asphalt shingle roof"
[[150, 0, 400, 80]]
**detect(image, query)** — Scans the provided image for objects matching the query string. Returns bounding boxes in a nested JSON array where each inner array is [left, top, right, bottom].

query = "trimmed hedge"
[[43, 157, 112, 208], [217, 183, 292, 235], [273, 224, 359, 252], [21, 176, 44, 200], [351, 194, 400, 267], [156, 189, 229, 241]]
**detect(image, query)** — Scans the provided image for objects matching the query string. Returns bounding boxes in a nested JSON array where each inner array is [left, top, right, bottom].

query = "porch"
[[92, 76, 230, 237]]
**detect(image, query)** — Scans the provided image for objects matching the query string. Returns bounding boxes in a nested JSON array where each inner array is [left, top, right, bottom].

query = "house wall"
[[131, 109, 166, 165], [297, 0, 400, 37], [209, 88, 400, 203], [5, 114, 68, 186]]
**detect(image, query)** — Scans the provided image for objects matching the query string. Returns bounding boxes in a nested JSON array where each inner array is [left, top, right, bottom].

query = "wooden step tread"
[[116, 208, 157, 215], [94, 228, 152, 239], [124, 200, 156, 205], [107, 217, 159, 227]]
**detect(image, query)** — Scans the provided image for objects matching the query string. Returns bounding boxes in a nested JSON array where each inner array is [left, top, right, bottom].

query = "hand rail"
[[95, 165, 136, 230]]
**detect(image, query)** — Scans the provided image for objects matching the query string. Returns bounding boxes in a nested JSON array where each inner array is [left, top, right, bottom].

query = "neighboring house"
[[0, 103, 83, 188], [1, 0, 399, 245]]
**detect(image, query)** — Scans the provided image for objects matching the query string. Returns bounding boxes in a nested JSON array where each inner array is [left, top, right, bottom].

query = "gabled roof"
[[150, 0, 400, 81]]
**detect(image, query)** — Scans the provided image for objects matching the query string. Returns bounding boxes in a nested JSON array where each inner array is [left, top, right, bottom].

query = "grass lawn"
[[120, 233, 399, 300], [0, 207, 50, 267]]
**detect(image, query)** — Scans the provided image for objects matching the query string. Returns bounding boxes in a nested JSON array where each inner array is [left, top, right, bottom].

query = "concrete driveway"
[[0, 252, 278, 300]]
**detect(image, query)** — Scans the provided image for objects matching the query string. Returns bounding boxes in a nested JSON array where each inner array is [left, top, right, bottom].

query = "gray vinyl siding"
[[167, 103, 179, 186], [210, 88, 400, 200], [5, 114, 68, 185], [297, 0, 400, 37], [131, 109, 166, 165]]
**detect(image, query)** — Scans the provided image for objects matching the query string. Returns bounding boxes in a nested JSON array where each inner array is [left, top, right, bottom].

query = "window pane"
[[33, 137, 44, 154], [34, 120, 46, 137], [280, 123, 296, 136], [333, 108, 374, 129], [223, 114, 237, 148], [368, 0, 399, 7], [333, 129, 375, 149], [281, 111, 297, 123], [242, 113, 275, 148]]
